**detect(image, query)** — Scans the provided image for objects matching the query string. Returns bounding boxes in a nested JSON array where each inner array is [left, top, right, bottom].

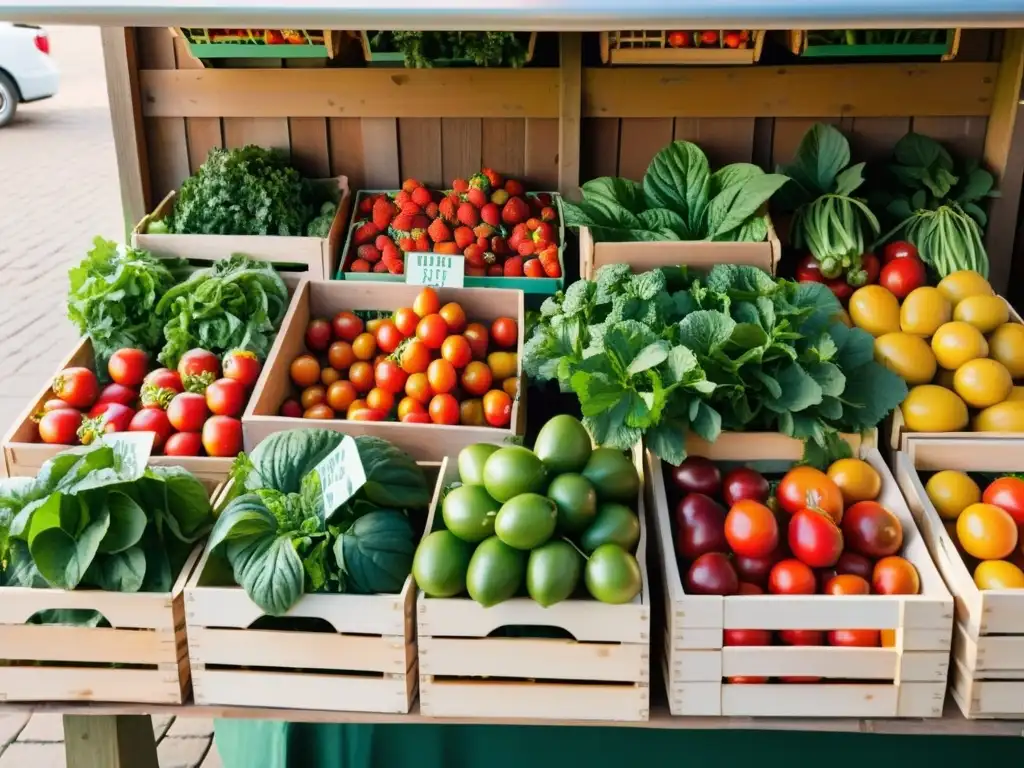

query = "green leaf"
[[208, 493, 278, 552], [894, 132, 953, 172], [957, 168, 995, 204], [572, 371, 628, 417], [643, 141, 711, 230], [626, 341, 670, 376], [228, 533, 305, 616], [806, 361, 847, 398], [691, 402, 722, 443], [730, 323, 769, 351], [709, 163, 764, 196], [580, 177, 648, 215], [772, 363, 824, 413], [87, 547, 147, 592], [778, 123, 851, 197], [752, 370, 782, 399], [98, 491, 147, 554], [705, 264, 778, 300], [638, 208, 689, 238], [705, 174, 789, 240], [30, 501, 110, 590], [833, 163, 867, 196], [645, 420, 687, 465], [664, 345, 701, 384], [677, 310, 736, 355]]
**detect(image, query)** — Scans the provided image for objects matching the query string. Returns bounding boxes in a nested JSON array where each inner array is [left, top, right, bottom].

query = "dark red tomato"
[[202, 416, 242, 457], [835, 551, 874, 580], [223, 350, 262, 390], [205, 378, 247, 417], [738, 582, 763, 595], [374, 359, 408, 395], [728, 676, 769, 684], [38, 409, 83, 444], [828, 630, 880, 647], [725, 628, 772, 646], [128, 407, 173, 451], [178, 349, 220, 383], [825, 276, 854, 303], [685, 552, 739, 596], [164, 432, 203, 457], [795, 254, 823, 283], [768, 559, 816, 595], [788, 509, 844, 568], [108, 348, 149, 388], [167, 392, 209, 432], [778, 629, 823, 646], [305, 318, 333, 352], [861, 253, 881, 284], [725, 499, 779, 558], [52, 367, 99, 409], [776, 466, 844, 523], [332, 311, 364, 342], [96, 383, 138, 408], [733, 547, 786, 588], [823, 574, 870, 595], [670, 456, 722, 496], [983, 477, 1024, 526], [879, 257, 926, 300], [279, 398, 303, 418], [674, 493, 728, 559], [841, 501, 903, 558], [723, 467, 770, 506], [490, 317, 518, 349], [882, 240, 919, 264]]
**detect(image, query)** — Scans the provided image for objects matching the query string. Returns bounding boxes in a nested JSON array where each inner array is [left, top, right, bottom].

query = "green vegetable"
[[334, 510, 417, 594], [370, 31, 531, 68], [305, 201, 337, 238], [155, 254, 289, 368], [562, 141, 788, 243], [67, 238, 184, 369]]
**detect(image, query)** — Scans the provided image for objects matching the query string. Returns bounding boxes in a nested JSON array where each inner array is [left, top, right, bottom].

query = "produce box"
[[132, 176, 351, 281], [650, 434, 953, 718], [789, 29, 960, 60], [360, 31, 537, 68], [243, 280, 525, 460], [417, 445, 650, 722], [578, 219, 781, 280], [599, 30, 765, 65], [185, 465, 444, 713], [895, 439, 1024, 718], [173, 27, 343, 64]]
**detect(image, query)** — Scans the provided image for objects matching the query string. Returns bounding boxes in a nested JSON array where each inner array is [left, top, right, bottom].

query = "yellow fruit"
[[930, 321, 989, 370], [973, 400, 1024, 432], [899, 287, 952, 337], [937, 270, 994, 308], [953, 294, 1009, 334], [933, 368, 956, 389], [848, 285, 901, 337], [988, 322, 1024, 378], [925, 470, 980, 521], [1007, 386, 1024, 402], [900, 385, 969, 433], [974, 560, 1024, 590], [874, 333, 936, 385], [487, 352, 518, 381], [827, 458, 882, 505], [953, 358, 1013, 409], [957, 503, 1018, 560]]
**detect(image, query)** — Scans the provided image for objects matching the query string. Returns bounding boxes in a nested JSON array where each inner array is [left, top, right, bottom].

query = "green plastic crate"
[[336, 189, 565, 296], [796, 29, 958, 59], [177, 28, 335, 61]]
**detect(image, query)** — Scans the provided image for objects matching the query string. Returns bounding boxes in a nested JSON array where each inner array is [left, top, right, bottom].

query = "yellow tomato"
[[901, 385, 968, 433], [957, 503, 1018, 560], [953, 358, 1013, 409], [936, 270, 994, 308], [974, 560, 1024, 590], [502, 377, 518, 398], [487, 352, 518, 381], [849, 285, 901, 337], [459, 398, 485, 426], [900, 286, 952, 337], [954, 295, 1009, 334], [827, 458, 882, 504], [930, 321, 989, 370], [1007, 386, 1024, 402], [988, 322, 1024, 378], [874, 332, 936, 385], [973, 400, 1024, 432], [925, 470, 980, 521]]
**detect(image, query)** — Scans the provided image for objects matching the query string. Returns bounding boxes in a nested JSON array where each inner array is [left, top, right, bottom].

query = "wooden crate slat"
[[0, 625, 176, 666], [419, 680, 649, 722], [193, 669, 412, 713], [721, 646, 900, 680], [722, 683, 900, 718], [0, 668, 184, 705]]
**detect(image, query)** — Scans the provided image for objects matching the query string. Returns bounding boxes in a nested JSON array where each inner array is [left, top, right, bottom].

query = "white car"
[[0, 23, 59, 127]]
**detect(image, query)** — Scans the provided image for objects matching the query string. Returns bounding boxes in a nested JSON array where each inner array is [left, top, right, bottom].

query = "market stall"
[[2, 2, 1024, 767]]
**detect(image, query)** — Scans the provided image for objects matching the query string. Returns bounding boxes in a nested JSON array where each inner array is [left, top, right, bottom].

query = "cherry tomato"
[[788, 508, 843, 568], [777, 466, 844, 522], [737, 582, 763, 595], [399, 339, 431, 375], [38, 409, 83, 444], [52, 367, 99, 409], [428, 393, 460, 425], [460, 361, 493, 396], [825, 277, 855, 304], [795, 254, 823, 283], [982, 476, 1024, 526], [671, 457, 722, 496], [304, 403, 336, 420], [374, 359, 408, 395], [280, 399, 302, 418], [666, 30, 691, 48], [724, 628, 772, 646], [321, 367, 341, 387], [490, 317, 518, 349], [366, 318, 384, 335], [352, 332, 377, 361], [872, 556, 921, 595], [861, 253, 881, 284], [96, 383, 139, 408], [724, 499, 779, 558], [459, 398, 486, 426], [957, 503, 1018, 560], [376, 320, 403, 354], [332, 311, 364, 342], [79, 403, 135, 444], [483, 389, 513, 427], [403, 412, 432, 424], [778, 629, 823, 646], [768, 559, 816, 595], [305, 318, 333, 351], [167, 392, 209, 432], [723, 467, 770, 506], [426, 359, 457, 394], [823, 574, 870, 595], [882, 240, 919, 264], [463, 323, 490, 360], [346, 399, 367, 419], [301, 385, 326, 410], [328, 341, 355, 371], [178, 349, 220, 381], [417, 314, 448, 350], [326, 380, 358, 412], [441, 335, 472, 368], [108, 348, 149, 388], [351, 408, 387, 422], [398, 396, 425, 421], [879, 257, 926, 300], [413, 287, 441, 318], [206, 378, 247, 417], [405, 372, 433, 404], [439, 302, 467, 333], [200, 416, 241, 457], [143, 368, 184, 406], [835, 551, 875, 580], [128, 407, 173, 451], [394, 307, 419, 337], [366, 387, 395, 413], [164, 431, 203, 457], [290, 355, 321, 388], [841, 501, 903, 558], [348, 361, 375, 394], [828, 630, 880, 647]]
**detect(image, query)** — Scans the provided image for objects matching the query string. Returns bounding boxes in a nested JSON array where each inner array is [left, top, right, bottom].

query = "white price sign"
[[313, 436, 367, 520], [406, 252, 465, 288]]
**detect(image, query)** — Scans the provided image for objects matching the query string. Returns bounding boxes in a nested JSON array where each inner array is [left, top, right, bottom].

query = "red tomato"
[[872, 556, 920, 595], [861, 253, 881, 284], [164, 431, 203, 457], [490, 317, 518, 349], [441, 335, 472, 369], [835, 551, 874, 580], [202, 416, 242, 457], [983, 477, 1024, 526], [463, 323, 490, 360], [768, 559, 816, 595], [823, 574, 870, 595], [305, 318, 333, 351], [142, 368, 184, 407], [376, 320, 403, 354], [279, 399, 302, 418], [206, 378, 247, 417], [723, 467, 770, 506], [727, 676, 768, 684], [882, 240, 919, 264], [374, 359, 409, 395], [397, 396, 425, 421], [167, 392, 209, 432], [825, 277, 854, 304], [788, 509, 844, 568], [80, 403, 135, 444], [879, 257, 926, 299], [52, 367, 99, 409], [96, 383, 138, 408], [483, 389, 512, 427], [350, 408, 388, 422], [177, 349, 220, 381], [685, 552, 739, 596], [460, 361, 494, 397], [128, 407, 173, 450], [332, 311, 364, 342], [778, 629, 823, 646], [738, 582, 763, 595], [223, 350, 262, 389], [399, 339, 431, 375], [402, 412, 432, 424], [439, 303, 467, 333], [828, 629, 880, 647], [393, 307, 419, 337], [366, 387, 394, 413], [666, 30, 692, 48], [108, 348, 149, 387], [724, 628, 771, 646], [795, 254, 823, 283], [841, 501, 903, 558], [417, 314, 448, 350], [38, 409, 83, 444], [428, 393, 459, 425], [776, 466, 844, 523], [733, 547, 785, 588], [725, 499, 779, 558]]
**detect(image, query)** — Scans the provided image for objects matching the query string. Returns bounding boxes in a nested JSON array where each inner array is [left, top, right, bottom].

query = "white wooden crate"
[[417, 445, 650, 722], [649, 436, 953, 718], [184, 463, 444, 714], [0, 546, 201, 705], [895, 439, 1024, 718]]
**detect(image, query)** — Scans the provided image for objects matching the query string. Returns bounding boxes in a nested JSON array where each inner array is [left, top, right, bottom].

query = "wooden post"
[[558, 32, 582, 200], [100, 27, 149, 238], [63, 715, 159, 768]]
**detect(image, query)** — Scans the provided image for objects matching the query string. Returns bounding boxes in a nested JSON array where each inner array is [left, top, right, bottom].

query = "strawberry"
[[454, 226, 475, 249], [395, 190, 412, 206], [517, 240, 536, 257], [425, 201, 439, 219], [523, 258, 545, 278], [526, 217, 541, 232], [487, 265, 503, 277], [434, 242, 461, 255], [411, 215, 431, 230], [351, 258, 371, 273], [414, 231, 431, 252], [438, 195, 459, 224], [480, 202, 501, 227], [507, 222, 530, 250], [534, 192, 553, 207], [373, 260, 390, 273], [358, 195, 375, 215], [473, 223, 495, 239], [373, 197, 398, 230], [466, 266, 487, 277], [476, 236, 490, 250], [491, 236, 509, 255], [386, 258, 405, 275], [463, 244, 488, 267], [381, 243, 401, 262], [411, 186, 432, 207], [467, 188, 488, 209], [392, 214, 413, 231], [468, 172, 490, 193], [501, 197, 530, 226], [533, 221, 556, 246], [504, 179, 525, 197], [402, 178, 421, 194], [400, 201, 422, 216], [541, 206, 557, 223], [482, 167, 503, 190], [490, 189, 509, 206], [357, 244, 382, 263], [452, 178, 469, 194], [375, 234, 394, 251], [398, 237, 415, 252], [503, 256, 524, 277], [428, 218, 452, 243], [538, 245, 561, 277], [352, 221, 380, 246], [457, 203, 479, 228]]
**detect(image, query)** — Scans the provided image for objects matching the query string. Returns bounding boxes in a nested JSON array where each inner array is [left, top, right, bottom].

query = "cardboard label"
[[406, 252, 465, 288], [314, 435, 367, 518], [99, 432, 154, 481]]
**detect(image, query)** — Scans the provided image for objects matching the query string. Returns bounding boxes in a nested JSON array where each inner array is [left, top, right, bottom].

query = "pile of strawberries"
[[346, 168, 562, 279]]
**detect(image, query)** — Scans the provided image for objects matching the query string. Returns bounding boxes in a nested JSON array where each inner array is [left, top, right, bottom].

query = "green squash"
[[335, 509, 418, 594]]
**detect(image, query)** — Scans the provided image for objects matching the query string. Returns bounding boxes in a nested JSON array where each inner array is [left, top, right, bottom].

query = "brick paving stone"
[[0, 714, 28, 747], [167, 717, 215, 738], [201, 743, 223, 768], [154, 715, 175, 740], [158, 737, 212, 768], [16, 714, 64, 743], [0, 742, 66, 768]]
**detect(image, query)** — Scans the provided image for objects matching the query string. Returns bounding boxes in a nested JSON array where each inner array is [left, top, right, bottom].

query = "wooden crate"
[[600, 31, 765, 66], [578, 219, 781, 280], [650, 434, 953, 718], [895, 439, 1024, 718], [185, 464, 444, 713], [0, 545, 201, 705], [789, 29, 960, 61], [131, 176, 351, 281], [360, 31, 537, 67], [172, 28, 344, 66], [242, 279, 525, 460], [417, 445, 650, 722]]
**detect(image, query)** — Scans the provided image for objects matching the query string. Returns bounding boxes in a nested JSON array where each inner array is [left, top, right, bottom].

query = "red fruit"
[[108, 348, 149, 388], [523, 258, 545, 278], [402, 178, 421, 194], [725, 628, 772, 646], [700, 30, 719, 45], [452, 178, 469, 193], [398, 237, 416, 252], [487, 265, 503, 277], [667, 30, 691, 48], [862, 252, 881, 284], [733, 548, 786, 588], [983, 476, 1024, 525], [788, 509, 844, 568], [433, 242, 461, 255], [373, 261, 390, 273], [80, 402, 135, 443], [457, 203, 479, 228], [476, 235, 490, 250], [164, 432, 203, 457], [381, 243, 401, 262], [502, 196, 530, 226], [828, 630, 880, 648], [96, 383, 139, 408], [841, 501, 903, 558], [392, 214, 414, 231], [352, 221, 380, 246], [52, 367, 99, 409], [526, 217, 541, 232], [400, 200, 422, 216], [517, 241, 536, 257], [723, 467, 771, 506], [167, 392, 209, 432], [454, 226, 475, 249], [504, 179, 525, 197], [778, 629, 823, 646], [671, 456, 722, 495], [439, 195, 460, 223], [427, 218, 452, 243], [480, 202, 501, 227], [222, 351, 261, 390], [385, 258, 405, 275], [411, 186, 432, 207], [532, 221, 557, 246], [394, 190, 411, 206], [178, 349, 220, 381], [466, 266, 487, 277], [425, 201, 439, 219], [835, 551, 874, 580], [206, 377, 247, 417], [882, 240, 919, 264], [491, 236, 509, 255], [463, 244, 488, 267], [414, 232, 431, 252], [467, 188, 488, 208], [351, 259, 371, 273], [507, 222, 530, 250], [685, 552, 739, 595], [725, 499, 779, 558], [473, 224, 495, 240], [879, 257, 927, 300], [533, 193, 553, 207], [280, 399, 303, 418], [202, 416, 242, 458], [141, 368, 184, 408], [357, 195, 375, 215], [375, 234, 394, 251], [128, 407, 173, 450], [305, 319, 333, 352], [372, 197, 397, 230], [768, 559, 816, 595], [38, 409, 83, 445], [357, 244, 382, 263], [482, 167, 503, 189], [538, 245, 561, 277], [540, 206, 557, 222], [675, 493, 728, 560], [503, 256, 524, 277]]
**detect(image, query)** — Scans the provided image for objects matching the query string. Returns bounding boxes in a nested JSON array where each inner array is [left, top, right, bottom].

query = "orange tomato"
[[439, 302, 467, 333], [461, 361, 493, 396], [326, 380, 357, 412], [348, 361, 375, 394], [502, 377, 518, 398], [352, 332, 377, 361], [872, 556, 920, 595], [375, 320, 403, 354], [327, 341, 355, 372], [346, 399, 367, 419], [366, 318, 385, 334], [413, 287, 441, 318], [303, 403, 335, 420], [956, 502, 1018, 560], [482, 389, 512, 427], [398, 396, 425, 421], [428, 393, 459, 425], [491, 317, 518, 349], [366, 387, 395, 412], [301, 385, 326, 410], [399, 339, 431, 374], [320, 366, 341, 387], [403, 412, 432, 424], [776, 466, 844, 523], [463, 322, 490, 360], [459, 398, 485, 426], [823, 574, 870, 595], [427, 359, 457, 394], [441, 335, 472, 368], [290, 355, 321, 388], [417, 314, 448, 350], [393, 307, 419, 337], [405, 372, 432, 404]]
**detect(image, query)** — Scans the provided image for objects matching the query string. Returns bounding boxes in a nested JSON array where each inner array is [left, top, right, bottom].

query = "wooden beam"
[[558, 32, 583, 200], [583, 63, 998, 118], [140, 68, 560, 118], [64, 715, 159, 768]]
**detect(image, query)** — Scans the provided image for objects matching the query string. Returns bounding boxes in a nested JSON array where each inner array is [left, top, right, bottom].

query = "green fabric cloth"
[[215, 719, 1024, 768]]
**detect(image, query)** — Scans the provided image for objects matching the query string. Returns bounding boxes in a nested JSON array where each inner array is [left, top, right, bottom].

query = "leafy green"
[[155, 254, 289, 368], [335, 510, 417, 594], [370, 31, 532, 68]]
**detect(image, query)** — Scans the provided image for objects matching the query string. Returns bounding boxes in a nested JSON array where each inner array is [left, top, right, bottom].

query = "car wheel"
[[0, 72, 18, 128]]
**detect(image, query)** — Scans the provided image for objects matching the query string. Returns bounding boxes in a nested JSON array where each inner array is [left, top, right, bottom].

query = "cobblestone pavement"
[[0, 26, 219, 768]]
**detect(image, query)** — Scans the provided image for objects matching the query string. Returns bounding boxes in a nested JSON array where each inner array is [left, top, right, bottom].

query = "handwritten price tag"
[[313, 435, 367, 520], [406, 253, 465, 288]]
